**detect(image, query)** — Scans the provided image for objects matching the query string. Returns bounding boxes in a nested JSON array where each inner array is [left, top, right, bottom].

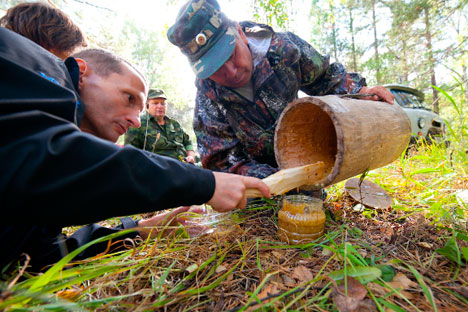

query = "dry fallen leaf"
[[271, 251, 282, 258], [368, 282, 414, 300], [367, 282, 387, 296], [357, 299, 377, 312], [244, 283, 279, 312], [56, 286, 83, 301], [322, 247, 334, 257], [215, 265, 227, 273], [186, 263, 198, 273], [418, 242, 433, 249], [292, 265, 313, 283], [257, 283, 278, 300], [382, 227, 394, 239], [331, 276, 367, 312], [367, 272, 417, 300], [281, 274, 296, 286], [387, 272, 418, 289], [385, 272, 417, 299]]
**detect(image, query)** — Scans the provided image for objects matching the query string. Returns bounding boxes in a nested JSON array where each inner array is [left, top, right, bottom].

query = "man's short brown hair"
[[0, 2, 87, 55], [72, 48, 148, 86]]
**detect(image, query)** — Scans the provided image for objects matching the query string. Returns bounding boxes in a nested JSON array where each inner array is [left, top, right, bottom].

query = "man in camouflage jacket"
[[168, 0, 394, 179], [125, 88, 196, 163]]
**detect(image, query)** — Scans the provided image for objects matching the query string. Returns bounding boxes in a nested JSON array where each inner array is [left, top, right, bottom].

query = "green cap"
[[148, 88, 167, 100], [167, 0, 237, 79]]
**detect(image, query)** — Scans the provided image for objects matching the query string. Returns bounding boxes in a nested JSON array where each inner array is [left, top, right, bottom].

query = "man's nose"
[[223, 61, 237, 79], [128, 114, 141, 128]]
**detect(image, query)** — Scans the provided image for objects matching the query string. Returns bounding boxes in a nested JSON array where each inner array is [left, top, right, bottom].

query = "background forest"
[[1, 0, 466, 143]]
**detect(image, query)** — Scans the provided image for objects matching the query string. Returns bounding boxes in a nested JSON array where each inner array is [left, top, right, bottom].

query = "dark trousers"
[[0, 218, 138, 274]]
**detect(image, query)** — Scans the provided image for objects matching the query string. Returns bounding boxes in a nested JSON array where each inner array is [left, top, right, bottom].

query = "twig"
[[7, 253, 31, 291]]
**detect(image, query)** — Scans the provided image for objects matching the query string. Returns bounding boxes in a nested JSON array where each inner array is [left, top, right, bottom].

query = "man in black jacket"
[[0, 27, 269, 272]]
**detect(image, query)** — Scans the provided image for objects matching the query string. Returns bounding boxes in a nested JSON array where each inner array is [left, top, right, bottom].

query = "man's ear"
[[74, 58, 89, 90], [236, 22, 248, 45]]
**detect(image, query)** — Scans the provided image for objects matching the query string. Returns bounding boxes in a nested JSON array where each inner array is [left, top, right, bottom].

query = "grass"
[[1, 92, 467, 311]]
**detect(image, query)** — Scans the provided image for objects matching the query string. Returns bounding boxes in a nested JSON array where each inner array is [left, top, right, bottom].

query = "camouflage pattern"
[[194, 22, 367, 178], [148, 88, 167, 99], [167, 0, 237, 79], [125, 113, 194, 161]]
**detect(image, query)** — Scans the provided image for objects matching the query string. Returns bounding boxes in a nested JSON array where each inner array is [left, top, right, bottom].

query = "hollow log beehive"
[[274, 95, 411, 190]]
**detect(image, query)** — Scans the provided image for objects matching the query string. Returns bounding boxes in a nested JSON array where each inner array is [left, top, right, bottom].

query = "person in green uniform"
[[125, 88, 196, 164]]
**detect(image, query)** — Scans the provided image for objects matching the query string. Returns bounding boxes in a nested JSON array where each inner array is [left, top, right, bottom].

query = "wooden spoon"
[[246, 162, 325, 198]]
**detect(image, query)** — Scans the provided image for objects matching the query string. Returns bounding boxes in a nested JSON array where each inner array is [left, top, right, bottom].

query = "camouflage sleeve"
[[178, 122, 194, 151], [285, 32, 366, 95], [124, 125, 144, 149], [194, 90, 277, 178]]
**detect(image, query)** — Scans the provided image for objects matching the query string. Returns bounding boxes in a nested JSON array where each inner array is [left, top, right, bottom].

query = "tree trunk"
[[402, 39, 409, 83], [330, 4, 338, 62], [372, 0, 381, 84], [463, 63, 468, 104], [424, 6, 439, 113], [348, 6, 357, 71]]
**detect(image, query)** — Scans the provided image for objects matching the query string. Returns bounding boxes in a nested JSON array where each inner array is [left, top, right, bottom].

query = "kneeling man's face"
[[78, 61, 147, 142]]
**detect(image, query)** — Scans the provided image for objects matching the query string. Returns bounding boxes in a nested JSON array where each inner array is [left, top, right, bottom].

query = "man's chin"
[[104, 132, 119, 143], [230, 79, 250, 88], [81, 127, 118, 143], [231, 72, 252, 88]]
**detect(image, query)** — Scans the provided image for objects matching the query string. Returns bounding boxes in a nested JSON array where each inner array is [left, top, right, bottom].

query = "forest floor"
[[1, 142, 467, 311]]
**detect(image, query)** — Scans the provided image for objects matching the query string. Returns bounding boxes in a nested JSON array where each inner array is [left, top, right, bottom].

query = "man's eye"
[[127, 94, 134, 102]]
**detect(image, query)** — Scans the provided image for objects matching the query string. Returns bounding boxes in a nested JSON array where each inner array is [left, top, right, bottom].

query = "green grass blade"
[[377, 297, 407, 312], [406, 264, 438, 312], [155, 259, 177, 297], [30, 230, 135, 291], [236, 273, 273, 312], [431, 85, 460, 115], [328, 266, 381, 284]]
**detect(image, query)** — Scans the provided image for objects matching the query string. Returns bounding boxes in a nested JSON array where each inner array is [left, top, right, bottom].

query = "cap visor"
[[192, 27, 236, 79]]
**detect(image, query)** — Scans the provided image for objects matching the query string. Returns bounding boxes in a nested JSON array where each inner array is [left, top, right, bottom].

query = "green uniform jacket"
[[125, 113, 194, 160]]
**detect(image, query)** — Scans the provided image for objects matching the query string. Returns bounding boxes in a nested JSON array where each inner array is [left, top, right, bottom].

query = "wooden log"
[[246, 162, 325, 198], [274, 95, 411, 190]]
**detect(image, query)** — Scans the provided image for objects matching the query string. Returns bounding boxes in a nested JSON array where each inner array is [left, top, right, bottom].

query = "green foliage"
[[388, 83, 467, 227], [376, 264, 396, 282], [436, 234, 463, 265], [433, 77, 467, 146], [328, 266, 382, 284], [0, 231, 138, 310], [406, 263, 439, 312], [253, 0, 290, 30]]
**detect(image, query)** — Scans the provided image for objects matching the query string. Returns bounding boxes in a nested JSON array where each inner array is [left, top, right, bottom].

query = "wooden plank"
[[246, 162, 325, 198]]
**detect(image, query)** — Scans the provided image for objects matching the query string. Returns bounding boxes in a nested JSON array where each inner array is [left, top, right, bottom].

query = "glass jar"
[[183, 206, 236, 237], [277, 195, 325, 244]]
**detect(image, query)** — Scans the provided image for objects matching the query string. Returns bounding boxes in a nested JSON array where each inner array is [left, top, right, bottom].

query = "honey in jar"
[[277, 195, 326, 244]]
